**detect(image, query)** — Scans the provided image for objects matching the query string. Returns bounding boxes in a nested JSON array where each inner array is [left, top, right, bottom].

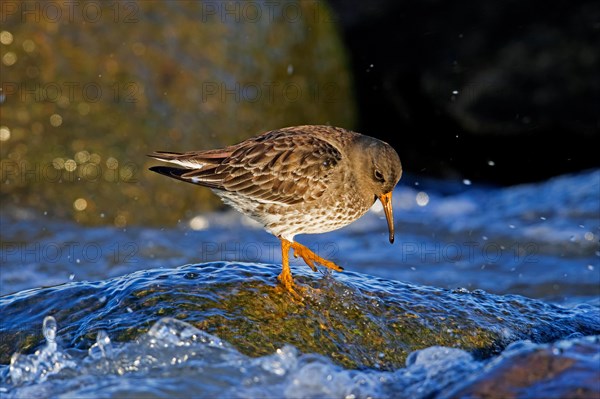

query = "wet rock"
[[444, 336, 600, 399], [1, 262, 598, 369], [0, 0, 356, 226]]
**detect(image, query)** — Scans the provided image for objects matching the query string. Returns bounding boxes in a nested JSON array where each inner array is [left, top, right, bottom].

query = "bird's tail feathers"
[[148, 150, 231, 170]]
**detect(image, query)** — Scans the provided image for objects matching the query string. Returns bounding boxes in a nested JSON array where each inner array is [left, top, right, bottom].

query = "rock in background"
[[0, 0, 356, 225], [329, 0, 600, 183]]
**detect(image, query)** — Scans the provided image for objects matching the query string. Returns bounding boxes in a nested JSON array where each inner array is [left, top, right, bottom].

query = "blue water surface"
[[1, 170, 599, 398]]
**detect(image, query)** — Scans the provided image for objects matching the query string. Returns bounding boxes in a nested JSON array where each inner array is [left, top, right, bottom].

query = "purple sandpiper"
[[149, 125, 402, 294]]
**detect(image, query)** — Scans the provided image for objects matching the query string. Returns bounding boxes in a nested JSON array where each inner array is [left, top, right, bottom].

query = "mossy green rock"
[[1, 263, 598, 368], [0, 0, 356, 226]]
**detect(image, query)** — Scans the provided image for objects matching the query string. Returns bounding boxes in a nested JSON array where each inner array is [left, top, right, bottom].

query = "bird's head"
[[352, 135, 402, 244]]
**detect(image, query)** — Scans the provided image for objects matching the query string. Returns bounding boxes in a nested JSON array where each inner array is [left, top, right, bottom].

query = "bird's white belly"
[[215, 190, 368, 241]]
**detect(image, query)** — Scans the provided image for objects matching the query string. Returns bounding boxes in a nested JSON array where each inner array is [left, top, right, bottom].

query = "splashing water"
[[88, 330, 113, 361], [1, 316, 598, 398], [8, 316, 76, 386]]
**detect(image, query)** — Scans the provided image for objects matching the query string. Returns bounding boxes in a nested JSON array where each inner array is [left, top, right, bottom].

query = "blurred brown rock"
[[0, 0, 356, 226]]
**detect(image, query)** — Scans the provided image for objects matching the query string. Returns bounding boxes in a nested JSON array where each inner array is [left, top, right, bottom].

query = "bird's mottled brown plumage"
[[149, 125, 402, 295]]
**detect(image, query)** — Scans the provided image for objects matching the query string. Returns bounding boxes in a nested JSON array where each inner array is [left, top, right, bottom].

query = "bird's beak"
[[377, 191, 395, 244]]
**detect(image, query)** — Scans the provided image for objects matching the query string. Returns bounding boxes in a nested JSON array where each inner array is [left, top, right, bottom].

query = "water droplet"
[[42, 316, 57, 342], [416, 191, 429, 206], [189, 215, 209, 230], [552, 347, 562, 355], [64, 159, 77, 172], [22, 39, 35, 52], [74, 150, 90, 163], [106, 157, 119, 169], [73, 198, 87, 211], [89, 330, 113, 359], [49, 113, 63, 127], [0, 126, 10, 141], [487, 160, 495, 166], [0, 31, 14, 45], [584, 232, 594, 241], [462, 179, 472, 186], [2, 52, 16, 66], [69, 274, 75, 281]]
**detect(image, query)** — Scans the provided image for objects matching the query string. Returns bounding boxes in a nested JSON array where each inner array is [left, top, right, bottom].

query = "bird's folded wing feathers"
[[149, 131, 342, 205]]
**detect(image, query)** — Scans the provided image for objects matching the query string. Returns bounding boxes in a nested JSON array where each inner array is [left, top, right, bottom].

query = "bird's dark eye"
[[374, 169, 385, 182]]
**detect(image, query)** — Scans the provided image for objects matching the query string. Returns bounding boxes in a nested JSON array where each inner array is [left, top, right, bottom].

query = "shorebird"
[[149, 125, 402, 295]]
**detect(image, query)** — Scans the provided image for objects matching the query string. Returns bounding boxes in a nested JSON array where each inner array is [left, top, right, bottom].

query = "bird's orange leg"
[[278, 238, 296, 294], [290, 241, 344, 273], [278, 238, 344, 297]]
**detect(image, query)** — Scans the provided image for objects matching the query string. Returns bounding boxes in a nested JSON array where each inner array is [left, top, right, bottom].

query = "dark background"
[[329, 0, 600, 185]]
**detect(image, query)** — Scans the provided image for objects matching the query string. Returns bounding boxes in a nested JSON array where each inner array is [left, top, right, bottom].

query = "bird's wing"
[[149, 130, 343, 205]]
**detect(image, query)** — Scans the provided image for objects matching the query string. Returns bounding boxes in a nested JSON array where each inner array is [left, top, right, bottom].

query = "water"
[[1, 170, 599, 397], [1, 316, 598, 398], [3, 171, 598, 303]]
